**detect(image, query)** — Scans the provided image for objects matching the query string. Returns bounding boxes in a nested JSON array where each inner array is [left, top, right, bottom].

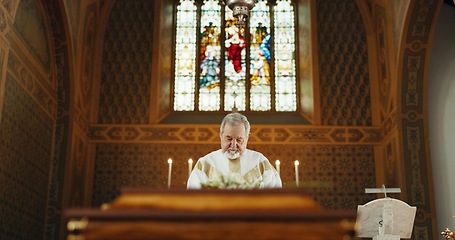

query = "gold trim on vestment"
[[243, 160, 273, 183], [195, 161, 223, 181], [229, 158, 241, 174]]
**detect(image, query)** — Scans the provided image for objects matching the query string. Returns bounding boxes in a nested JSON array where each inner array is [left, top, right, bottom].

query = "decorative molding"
[[43, 1, 71, 240], [399, 0, 439, 239], [89, 124, 383, 145], [7, 52, 56, 119]]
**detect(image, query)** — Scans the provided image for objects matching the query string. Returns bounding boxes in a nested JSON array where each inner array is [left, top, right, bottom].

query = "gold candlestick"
[[441, 228, 454, 239]]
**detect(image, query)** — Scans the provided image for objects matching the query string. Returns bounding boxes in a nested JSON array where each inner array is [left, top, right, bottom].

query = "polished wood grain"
[[65, 189, 358, 240]]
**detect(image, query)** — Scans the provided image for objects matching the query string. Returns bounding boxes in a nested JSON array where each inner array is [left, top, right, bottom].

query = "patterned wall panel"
[[75, 2, 97, 133], [0, 42, 5, 114], [255, 144, 376, 209], [13, 0, 51, 71], [1, 0, 16, 16], [68, 130, 90, 207], [374, 4, 394, 123], [0, 75, 53, 240], [7, 53, 56, 118], [98, 0, 153, 124], [43, 1, 71, 239], [92, 142, 376, 210], [317, 0, 372, 126], [0, 7, 8, 36], [92, 143, 216, 207], [400, 1, 440, 239]]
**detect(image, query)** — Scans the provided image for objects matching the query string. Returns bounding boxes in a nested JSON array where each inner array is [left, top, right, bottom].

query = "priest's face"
[[220, 123, 248, 159]]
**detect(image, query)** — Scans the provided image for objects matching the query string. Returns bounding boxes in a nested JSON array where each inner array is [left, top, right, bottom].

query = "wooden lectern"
[[65, 189, 357, 240]]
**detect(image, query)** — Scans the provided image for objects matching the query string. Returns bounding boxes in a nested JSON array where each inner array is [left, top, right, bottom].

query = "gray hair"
[[220, 113, 250, 136]]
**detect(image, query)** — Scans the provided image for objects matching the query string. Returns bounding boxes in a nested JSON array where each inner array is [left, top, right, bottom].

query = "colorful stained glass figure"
[[199, 0, 222, 111], [249, 0, 271, 111], [173, 0, 298, 112], [174, 0, 197, 111], [224, 7, 246, 111]]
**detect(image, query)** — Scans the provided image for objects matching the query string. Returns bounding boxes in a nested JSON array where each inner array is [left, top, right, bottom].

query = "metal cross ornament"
[[225, 0, 258, 26]]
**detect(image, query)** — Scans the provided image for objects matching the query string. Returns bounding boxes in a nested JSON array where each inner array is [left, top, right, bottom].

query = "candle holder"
[[442, 228, 454, 239]]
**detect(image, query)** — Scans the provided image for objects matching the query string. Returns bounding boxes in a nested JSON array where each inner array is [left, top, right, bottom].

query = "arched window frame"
[[171, 0, 306, 116]]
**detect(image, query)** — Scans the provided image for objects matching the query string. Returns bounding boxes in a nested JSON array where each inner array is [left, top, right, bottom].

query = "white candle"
[[188, 158, 193, 177], [275, 160, 280, 176], [294, 160, 299, 187], [167, 158, 173, 189]]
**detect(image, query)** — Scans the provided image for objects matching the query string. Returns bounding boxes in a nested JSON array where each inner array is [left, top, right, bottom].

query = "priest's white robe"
[[187, 149, 282, 189]]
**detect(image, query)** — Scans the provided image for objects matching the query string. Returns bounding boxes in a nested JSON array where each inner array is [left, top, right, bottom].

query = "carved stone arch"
[[89, 0, 118, 123], [396, 0, 442, 239], [40, 0, 73, 239], [41, 2, 123, 240], [354, 0, 382, 126]]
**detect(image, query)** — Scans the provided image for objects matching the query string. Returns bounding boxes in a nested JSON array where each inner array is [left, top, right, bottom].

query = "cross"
[[365, 184, 401, 198]]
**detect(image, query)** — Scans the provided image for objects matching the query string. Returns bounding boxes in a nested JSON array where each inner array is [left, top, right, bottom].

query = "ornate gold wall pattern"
[[317, 0, 372, 126], [398, 1, 440, 239], [0, 73, 54, 240], [98, 0, 153, 124], [7, 52, 56, 119]]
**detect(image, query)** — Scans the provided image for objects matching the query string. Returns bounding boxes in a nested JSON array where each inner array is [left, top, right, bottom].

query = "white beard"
[[224, 148, 241, 159]]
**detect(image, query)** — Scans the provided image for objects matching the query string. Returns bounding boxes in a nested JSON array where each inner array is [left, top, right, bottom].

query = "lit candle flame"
[[167, 158, 173, 189], [294, 160, 299, 187], [275, 160, 280, 176], [188, 158, 193, 178]]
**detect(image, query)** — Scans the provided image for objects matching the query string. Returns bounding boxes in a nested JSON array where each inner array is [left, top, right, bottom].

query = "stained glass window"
[[174, 0, 297, 112], [199, 0, 222, 111], [174, 0, 197, 111]]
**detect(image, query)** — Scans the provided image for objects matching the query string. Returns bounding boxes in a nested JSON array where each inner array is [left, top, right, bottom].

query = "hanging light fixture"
[[225, 0, 258, 26]]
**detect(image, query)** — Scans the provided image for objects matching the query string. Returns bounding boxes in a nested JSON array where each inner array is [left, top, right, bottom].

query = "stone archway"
[[397, 1, 441, 239]]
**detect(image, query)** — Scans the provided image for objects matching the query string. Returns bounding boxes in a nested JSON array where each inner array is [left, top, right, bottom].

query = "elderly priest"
[[187, 112, 282, 189]]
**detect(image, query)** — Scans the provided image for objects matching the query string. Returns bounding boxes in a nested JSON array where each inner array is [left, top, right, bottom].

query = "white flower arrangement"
[[201, 173, 262, 189]]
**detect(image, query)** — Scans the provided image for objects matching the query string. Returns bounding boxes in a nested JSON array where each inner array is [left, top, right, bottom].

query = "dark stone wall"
[[0, 75, 53, 239]]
